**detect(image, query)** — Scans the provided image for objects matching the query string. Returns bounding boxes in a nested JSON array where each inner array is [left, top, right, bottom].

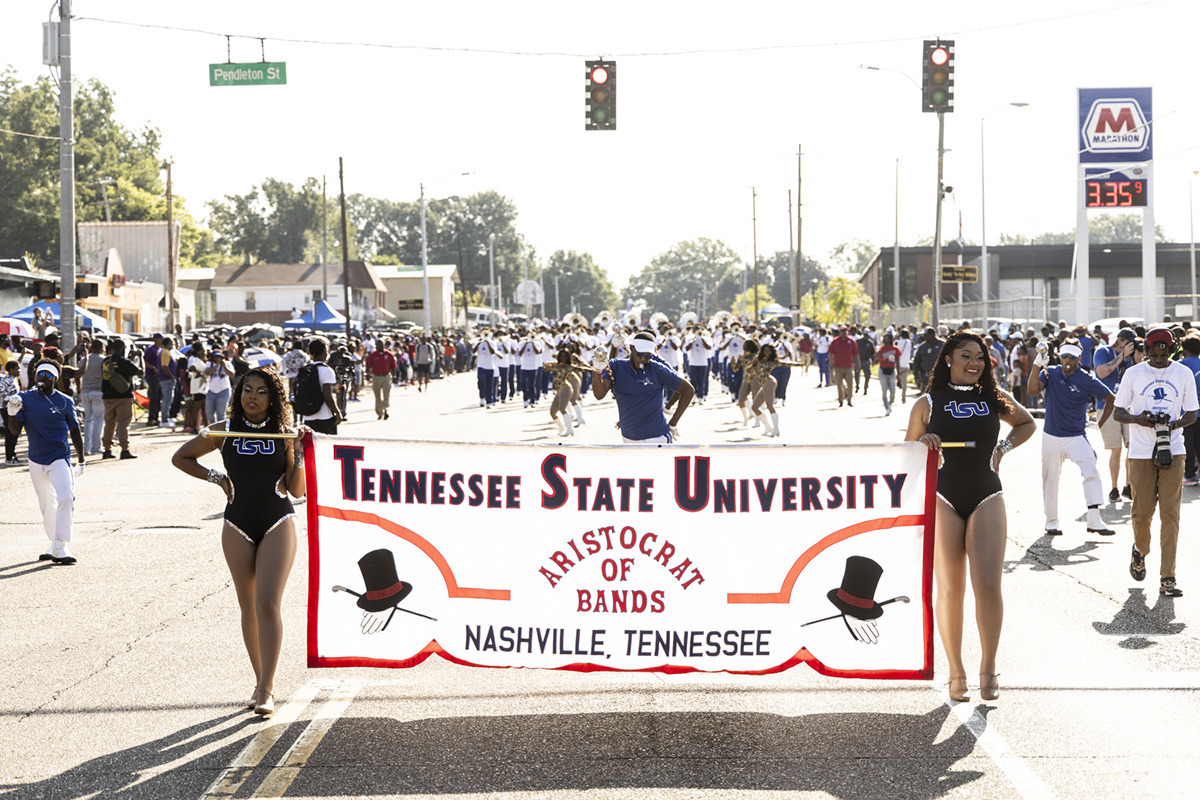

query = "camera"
[[1149, 412, 1174, 468]]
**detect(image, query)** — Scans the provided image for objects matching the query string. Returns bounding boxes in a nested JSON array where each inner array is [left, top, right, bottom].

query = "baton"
[[940, 441, 975, 448], [331, 585, 438, 621], [200, 426, 301, 440], [800, 595, 910, 627]]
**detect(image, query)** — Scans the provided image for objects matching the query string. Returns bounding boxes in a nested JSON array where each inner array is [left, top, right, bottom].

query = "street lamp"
[[980, 102, 1029, 327], [419, 173, 472, 332]]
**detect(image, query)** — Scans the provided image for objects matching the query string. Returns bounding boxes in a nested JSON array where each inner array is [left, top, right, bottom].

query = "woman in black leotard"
[[905, 331, 1035, 703], [172, 367, 306, 716]]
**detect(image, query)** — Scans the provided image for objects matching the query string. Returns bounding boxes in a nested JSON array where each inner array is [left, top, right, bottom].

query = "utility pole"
[[321, 175, 328, 310], [95, 178, 115, 222], [751, 187, 759, 322], [339, 157, 351, 340], [788, 189, 795, 321], [932, 112, 946, 328], [57, 0, 76, 351], [165, 161, 175, 333], [894, 158, 901, 312], [488, 234, 496, 326], [796, 144, 803, 323]]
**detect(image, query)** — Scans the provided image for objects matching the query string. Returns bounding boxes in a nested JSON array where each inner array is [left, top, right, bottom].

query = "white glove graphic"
[[842, 615, 880, 645], [361, 609, 392, 635]]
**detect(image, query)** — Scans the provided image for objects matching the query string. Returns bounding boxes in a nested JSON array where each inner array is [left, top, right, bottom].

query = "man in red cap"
[[1114, 326, 1199, 597]]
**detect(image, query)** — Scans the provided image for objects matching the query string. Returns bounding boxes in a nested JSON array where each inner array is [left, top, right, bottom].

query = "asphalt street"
[[1, 365, 1197, 800]]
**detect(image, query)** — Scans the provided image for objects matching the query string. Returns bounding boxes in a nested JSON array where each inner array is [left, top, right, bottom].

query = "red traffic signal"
[[585, 59, 616, 131], [921, 40, 954, 113]]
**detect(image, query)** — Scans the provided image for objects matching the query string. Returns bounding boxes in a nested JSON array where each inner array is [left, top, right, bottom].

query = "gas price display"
[[1085, 179, 1147, 207], [1083, 168, 1149, 208]]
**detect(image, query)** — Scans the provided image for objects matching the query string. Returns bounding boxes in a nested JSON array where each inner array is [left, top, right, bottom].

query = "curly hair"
[[228, 367, 292, 431], [758, 343, 778, 362], [926, 330, 1014, 414]]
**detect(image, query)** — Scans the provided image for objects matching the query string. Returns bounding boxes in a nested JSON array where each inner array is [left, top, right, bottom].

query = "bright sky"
[[3, 0, 1197, 290]]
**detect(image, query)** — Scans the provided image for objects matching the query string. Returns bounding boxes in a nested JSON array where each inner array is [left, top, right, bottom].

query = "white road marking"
[[249, 680, 362, 798], [198, 680, 323, 800], [946, 693, 1059, 800]]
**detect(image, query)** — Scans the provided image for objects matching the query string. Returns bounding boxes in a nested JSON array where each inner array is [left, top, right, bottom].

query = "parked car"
[[1088, 317, 1145, 340]]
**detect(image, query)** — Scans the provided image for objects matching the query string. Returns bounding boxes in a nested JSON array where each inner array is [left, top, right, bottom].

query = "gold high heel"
[[253, 691, 275, 716], [946, 675, 970, 702], [980, 673, 1000, 702]]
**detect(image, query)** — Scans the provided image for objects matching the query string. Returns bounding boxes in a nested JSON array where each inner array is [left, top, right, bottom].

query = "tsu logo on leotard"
[[234, 438, 276, 456], [943, 400, 990, 419]]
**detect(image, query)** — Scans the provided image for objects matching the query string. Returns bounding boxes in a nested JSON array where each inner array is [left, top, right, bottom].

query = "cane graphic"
[[331, 585, 437, 622]]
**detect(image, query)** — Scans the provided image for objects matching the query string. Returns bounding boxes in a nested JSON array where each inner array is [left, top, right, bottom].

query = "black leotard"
[[925, 385, 1003, 518], [221, 419, 294, 545]]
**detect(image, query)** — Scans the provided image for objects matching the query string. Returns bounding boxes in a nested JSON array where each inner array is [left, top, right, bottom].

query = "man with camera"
[[1114, 327, 1198, 597]]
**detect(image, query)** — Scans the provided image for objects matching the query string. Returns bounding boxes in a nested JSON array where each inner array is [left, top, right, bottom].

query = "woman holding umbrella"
[[171, 367, 307, 716]]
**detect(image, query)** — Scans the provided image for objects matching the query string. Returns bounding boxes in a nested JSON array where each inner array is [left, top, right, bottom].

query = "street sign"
[[940, 265, 978, 283], [397, 299, 424, 310], [209, 62, 287, 87], [514, 280, 544, 305]]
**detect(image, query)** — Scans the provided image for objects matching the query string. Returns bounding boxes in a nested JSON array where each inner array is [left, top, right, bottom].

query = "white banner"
[[305, 438, 936, 679]]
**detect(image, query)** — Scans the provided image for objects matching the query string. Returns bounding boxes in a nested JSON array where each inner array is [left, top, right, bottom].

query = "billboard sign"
[[1079, 87, 1152, 163]]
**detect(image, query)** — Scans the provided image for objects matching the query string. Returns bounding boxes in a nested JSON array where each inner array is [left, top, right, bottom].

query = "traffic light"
[[921, 40, 954, 113], [585, 60, 616, 131]]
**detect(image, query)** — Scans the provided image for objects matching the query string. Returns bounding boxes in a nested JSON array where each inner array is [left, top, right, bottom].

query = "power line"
[[0, 126, 59, 141], [76, 0, 1168, 58]]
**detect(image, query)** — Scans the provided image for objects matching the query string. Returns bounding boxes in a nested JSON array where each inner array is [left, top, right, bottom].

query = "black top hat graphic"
[[827, 556, 885, 620], [356, 549, 413, 612]]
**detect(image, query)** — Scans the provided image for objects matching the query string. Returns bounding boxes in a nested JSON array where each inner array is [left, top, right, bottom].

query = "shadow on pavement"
[[0, 712, 257, 800], [0, 560, 56, 580], [1004, 534, 1106, 573], [1093, 587, 1185, 648], [284, 705, 983, 798]]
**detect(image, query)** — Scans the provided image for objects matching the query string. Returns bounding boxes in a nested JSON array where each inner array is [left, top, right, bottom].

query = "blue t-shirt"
[[1078, 334, 1095, 369], [15, 388, 78, 465], [1038, 366, 1113, 437], [1091, 345, 1131, 394], [609, 358, 682, 441], [1179, 356, 1200, 398]]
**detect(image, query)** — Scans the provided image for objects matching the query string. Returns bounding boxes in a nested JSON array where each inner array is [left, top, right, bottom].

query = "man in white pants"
[[8, 362, 86, 564], [1026, 339, 1117, 537]]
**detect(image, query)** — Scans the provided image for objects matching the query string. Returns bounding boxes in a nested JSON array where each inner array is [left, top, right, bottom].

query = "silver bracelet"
[[206, 468, 227, 484], [996, 439, 1014, 454]]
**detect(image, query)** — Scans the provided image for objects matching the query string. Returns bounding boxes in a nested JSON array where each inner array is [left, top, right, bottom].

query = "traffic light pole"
[[932, 111, 945, 329], [58, 0, 76, 351]]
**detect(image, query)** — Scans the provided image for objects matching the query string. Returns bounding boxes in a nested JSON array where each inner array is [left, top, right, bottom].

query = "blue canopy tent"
[[6, 300, 111, 331], [282, 299, 347, 331]]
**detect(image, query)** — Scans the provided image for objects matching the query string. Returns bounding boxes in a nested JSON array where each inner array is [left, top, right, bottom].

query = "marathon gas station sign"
[[1079, 87, 1152, 163]]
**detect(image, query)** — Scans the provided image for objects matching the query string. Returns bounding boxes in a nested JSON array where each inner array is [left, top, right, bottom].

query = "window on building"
[[245, 291, 256, 311]]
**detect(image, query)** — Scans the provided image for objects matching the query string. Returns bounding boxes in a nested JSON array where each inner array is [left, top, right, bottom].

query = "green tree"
[[206, 177, 323, 264], [730, 285, 775, 319], [346, 190, 531, 302], [998, 214, 1167, 246], [828, 238, 881, 276], [624, 238, 743, 320], [757, 250, 829, 307], [541, 250, 618, 321], [0, 70, 212, 268]]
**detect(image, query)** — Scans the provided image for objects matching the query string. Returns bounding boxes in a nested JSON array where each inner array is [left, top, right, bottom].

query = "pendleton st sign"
[[209, 62, 287, 87]]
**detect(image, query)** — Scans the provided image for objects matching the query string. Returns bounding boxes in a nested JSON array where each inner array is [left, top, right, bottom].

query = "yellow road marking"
[[198, 681, 322, 799], [249, 681, 362, 798]]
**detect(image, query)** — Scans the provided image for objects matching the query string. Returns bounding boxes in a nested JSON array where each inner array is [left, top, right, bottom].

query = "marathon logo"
[[1082, 98, 1149, 154]]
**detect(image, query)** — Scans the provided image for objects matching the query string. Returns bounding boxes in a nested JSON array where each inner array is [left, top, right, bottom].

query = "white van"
[[467, 306, 506, 329]]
